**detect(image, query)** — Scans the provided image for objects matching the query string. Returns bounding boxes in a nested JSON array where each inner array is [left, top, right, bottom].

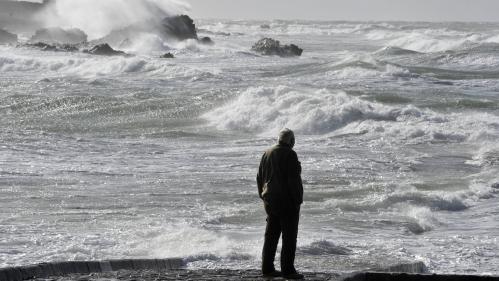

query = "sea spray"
[[39, 0, 190, 40]]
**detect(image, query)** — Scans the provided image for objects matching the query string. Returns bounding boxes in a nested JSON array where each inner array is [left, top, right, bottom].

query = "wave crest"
[[203, 86, 424, 135]]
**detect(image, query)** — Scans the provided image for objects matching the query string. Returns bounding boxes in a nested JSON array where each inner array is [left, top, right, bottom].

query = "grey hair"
[[278, 128, 295, 147]]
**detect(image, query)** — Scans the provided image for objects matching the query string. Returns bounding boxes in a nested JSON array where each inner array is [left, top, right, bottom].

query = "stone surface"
[[199, 36, 214, 45], [160, 15, 198, 41], [84, 43, 128, 56], [251, 38, 303, 57], [344, 272, 499, 281], [4, 267, 22, 281], [30, 27, 87, 44], [109, 259, 133, 271], [19, 266, 40, 280], [24, 42, 80, 52], [160, 52, 175, 59], [84, 262, 101, 273], [25, 269, 341, 281], [0, 29, 18, 44]]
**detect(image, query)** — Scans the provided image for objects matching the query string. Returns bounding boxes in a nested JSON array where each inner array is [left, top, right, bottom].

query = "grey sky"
[[186, 0, 499, 22]]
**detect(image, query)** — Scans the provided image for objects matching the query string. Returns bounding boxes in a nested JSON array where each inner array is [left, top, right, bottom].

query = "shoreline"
[[2, 259, 499, 281]]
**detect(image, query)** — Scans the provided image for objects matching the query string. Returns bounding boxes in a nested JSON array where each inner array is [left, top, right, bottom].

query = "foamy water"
[[1, 19, 499, 274]]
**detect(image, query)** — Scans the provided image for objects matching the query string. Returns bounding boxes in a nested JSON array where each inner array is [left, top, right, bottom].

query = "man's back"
[[257, 144, 303, 211]]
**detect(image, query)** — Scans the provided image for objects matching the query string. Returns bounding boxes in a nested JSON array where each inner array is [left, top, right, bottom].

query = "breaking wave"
[[0, 51, 219, 79], [203, 86, 425, 135], [40, 0, 190, 40], [298, 240, 351, 256]]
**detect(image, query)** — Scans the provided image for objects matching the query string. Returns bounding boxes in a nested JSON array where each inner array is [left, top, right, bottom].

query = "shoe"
[[283, 272, 304, 280], [262, 270, 282, 278]]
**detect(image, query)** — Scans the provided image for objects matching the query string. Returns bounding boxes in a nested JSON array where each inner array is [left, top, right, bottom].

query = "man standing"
[[257, 128, 304, 279]]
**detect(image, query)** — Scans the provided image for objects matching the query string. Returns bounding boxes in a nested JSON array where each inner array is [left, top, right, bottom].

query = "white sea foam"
[[0, 50, 219, 79], [298, 240, 351, 256], [203, 86, 426, 136], [403, 206, 438, 234]]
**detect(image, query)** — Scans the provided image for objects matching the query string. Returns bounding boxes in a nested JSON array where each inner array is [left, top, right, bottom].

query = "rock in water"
[[160, 52, 174, 59], [94, 15, 211, 46], [199, 36, 214, 45], [260, 24, 271, 29], [251, 38, 303, 57], [30, 27, 88, 44], [84, 43, 128, 56], [160, 15, 198, 41], [0, 29, 17, 44], [25, 42, 79, 52]]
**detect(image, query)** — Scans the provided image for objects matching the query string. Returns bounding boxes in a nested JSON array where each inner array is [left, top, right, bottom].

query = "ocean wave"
[[0, 50, 220, 79], [298, 240, 351, 256], [375, 46, 423, 56], [203, 85, 499, 146], [384, 192, 468, 211], [468, 144, 499, 167], [203, 86, 425, 135], [327, 61, 418, 80], [324, 186, 471, 213]]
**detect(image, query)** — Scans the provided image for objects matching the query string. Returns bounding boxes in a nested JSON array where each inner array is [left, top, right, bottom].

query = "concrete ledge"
[[342, 272, 499, 281], [0, 258, 184, 281]]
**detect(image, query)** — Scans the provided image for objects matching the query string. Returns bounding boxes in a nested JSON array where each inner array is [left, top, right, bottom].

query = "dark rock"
[[72, 261, 91, 274], [0, 29, 18, 44], [19, 265, 41, 280], [37, 262, 56, 277], [94, 14, 199, 47], [168, 258, 184, 269], [260, 24, 271, 29], [160, 15, 198, 40], [4, 267, 22, 281], [0, 269, 7, 281], [199, 36, 214, 45], [108, 259, 133, 271], [85, 261, 102, 273], [84, 43, 128, 56], [25, 42, 79, 52], [492, 182, 499, 189], [160, 52, 174, 58], [251, 37, 303, 57], [30, 27, 87, 44], [156, 259, 169, 270], [345, 272, 499, 281]]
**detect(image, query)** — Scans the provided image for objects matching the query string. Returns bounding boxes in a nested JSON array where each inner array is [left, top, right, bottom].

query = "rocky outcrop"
[[94, 15, 213, 47], [160, 52, 174, 58], [0, 29, 18, 44], [251, 38, 303, 57], [84, 43, 128, 56], [30, 27, 88, 44], [160, 15, 197, 41], [199, 36, 214, 45], [24, 42, 79, 52]]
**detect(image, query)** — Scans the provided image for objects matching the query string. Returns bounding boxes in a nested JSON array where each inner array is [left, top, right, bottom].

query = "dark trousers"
[[262, 203, 300, 274]]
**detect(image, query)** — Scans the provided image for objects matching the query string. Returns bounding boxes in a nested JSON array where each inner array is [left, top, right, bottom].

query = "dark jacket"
[[257, 144, 303, 208]]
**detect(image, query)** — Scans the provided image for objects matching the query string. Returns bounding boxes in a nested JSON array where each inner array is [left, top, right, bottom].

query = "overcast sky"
[[186, 0, 499, 22]]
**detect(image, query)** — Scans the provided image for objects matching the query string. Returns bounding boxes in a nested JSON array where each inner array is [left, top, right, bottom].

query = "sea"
[[1, 15, 499, 275]]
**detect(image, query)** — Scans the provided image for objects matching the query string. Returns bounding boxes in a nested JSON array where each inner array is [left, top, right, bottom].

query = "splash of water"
[[40, 0, 190, 39]]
